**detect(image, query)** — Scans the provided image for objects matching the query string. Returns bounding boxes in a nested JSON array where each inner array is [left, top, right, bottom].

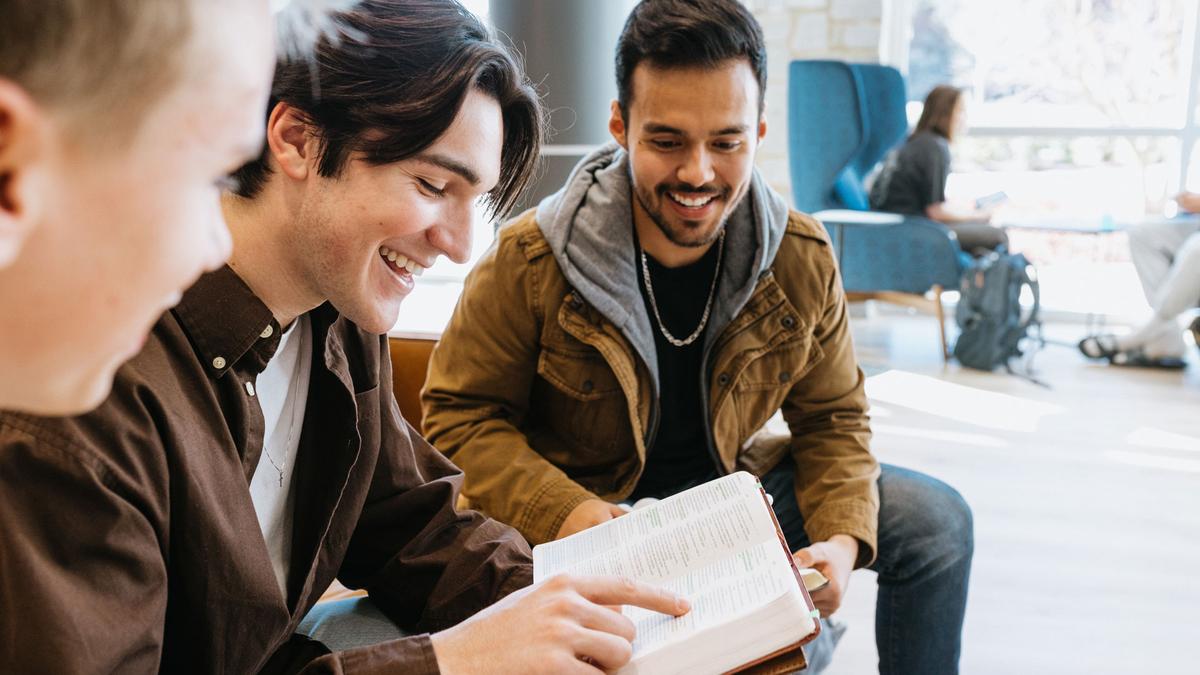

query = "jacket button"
[[582, 379, 594, 393], [781, 315, 797, 329], [717, 373, 730, 387], [778, 371, 791, 383]]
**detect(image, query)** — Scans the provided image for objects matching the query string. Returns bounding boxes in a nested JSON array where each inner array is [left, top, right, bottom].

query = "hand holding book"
[[557, 498, 629, 539], [793, 534, 857, 616]]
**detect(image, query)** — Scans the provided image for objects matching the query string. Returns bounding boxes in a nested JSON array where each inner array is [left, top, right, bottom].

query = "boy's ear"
[[0, 79, 48, 267]]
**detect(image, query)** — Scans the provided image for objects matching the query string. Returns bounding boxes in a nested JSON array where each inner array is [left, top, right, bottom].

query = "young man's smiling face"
[[283, 87, 503, 334], [0, 0, 273, 414], [610, 58, 766, 254]]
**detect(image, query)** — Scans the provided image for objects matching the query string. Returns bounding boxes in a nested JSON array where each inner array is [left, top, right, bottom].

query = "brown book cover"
[[726, 482, 823, 674]]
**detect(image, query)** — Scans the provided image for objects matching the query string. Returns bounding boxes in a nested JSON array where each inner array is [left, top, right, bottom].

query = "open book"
[[533, 472, 822, 675]]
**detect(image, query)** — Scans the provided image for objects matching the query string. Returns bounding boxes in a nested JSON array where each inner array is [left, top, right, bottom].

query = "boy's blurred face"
[[0, 0, 274, 414]]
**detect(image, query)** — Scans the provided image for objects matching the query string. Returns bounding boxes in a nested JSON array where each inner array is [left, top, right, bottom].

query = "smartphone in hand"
[[975, 191, 1009, 210]]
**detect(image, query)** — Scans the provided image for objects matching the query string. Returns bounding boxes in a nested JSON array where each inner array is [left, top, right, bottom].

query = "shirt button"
[[582, 379, 594, 394], [778, 371, 791, 383], [260, 325, 274, 339], [717, 372, 731, 387], [212, 356, 227, 369], [245, 381, 256, 397], [781, 315, 797, 329]]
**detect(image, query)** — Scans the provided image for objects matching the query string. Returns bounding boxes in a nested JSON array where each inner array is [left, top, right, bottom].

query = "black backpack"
[[953, 252, 1042, 373]]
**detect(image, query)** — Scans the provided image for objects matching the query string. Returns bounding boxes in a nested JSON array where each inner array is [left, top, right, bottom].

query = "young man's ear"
[[758, 101, 768, 142], [265, 102, 315, 183], [0, 79, 46, 268], [608, 100, 628, 149]]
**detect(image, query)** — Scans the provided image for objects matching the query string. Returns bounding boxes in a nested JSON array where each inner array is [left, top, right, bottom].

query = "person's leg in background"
[[949, 222, 1009, 256], [1079, 221, 1200, 364], [1115, 225, 1200, 358], [1127, 221, 1199, 306], [761, 460, 974, 675]]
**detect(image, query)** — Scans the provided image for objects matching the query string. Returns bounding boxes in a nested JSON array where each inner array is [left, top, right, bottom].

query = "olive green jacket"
[[422, 206, 880, 565]]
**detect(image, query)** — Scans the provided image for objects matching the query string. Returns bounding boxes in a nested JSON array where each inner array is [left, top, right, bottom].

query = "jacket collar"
[[172, 266, 282, 379], [532, 143, 792, 390]]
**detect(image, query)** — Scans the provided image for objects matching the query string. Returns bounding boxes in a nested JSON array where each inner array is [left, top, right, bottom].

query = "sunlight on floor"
[[864, 370, 1066, 432], [870, 423, 1010, 449], [1104, 449, 1200, 474], [1124, 426, 1200, 454]]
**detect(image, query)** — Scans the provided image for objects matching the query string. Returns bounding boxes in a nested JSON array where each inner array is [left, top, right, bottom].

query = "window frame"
[[882, 0, 1200, 191]]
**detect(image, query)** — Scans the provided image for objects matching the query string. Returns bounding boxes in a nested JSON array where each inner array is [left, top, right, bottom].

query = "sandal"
[[1109, 349, 1187, 370], [1078, 334, 1120, 360]]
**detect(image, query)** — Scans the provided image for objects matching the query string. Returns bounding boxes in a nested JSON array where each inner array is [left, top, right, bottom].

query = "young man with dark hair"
[[424, 1, 974, 673], [0, 2, 687, 673], [0, 0, 274, 414]]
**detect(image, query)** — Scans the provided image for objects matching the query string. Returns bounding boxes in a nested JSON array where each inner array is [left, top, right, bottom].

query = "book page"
[[622, 538, 802, 658], [533, 472, 773, 582]]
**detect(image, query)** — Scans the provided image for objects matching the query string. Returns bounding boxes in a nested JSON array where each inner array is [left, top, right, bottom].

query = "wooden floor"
[[822, 312, 1200, 674]]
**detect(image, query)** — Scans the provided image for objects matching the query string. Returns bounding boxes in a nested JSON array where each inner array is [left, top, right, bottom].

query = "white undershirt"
[[250, 315, 312, 600]]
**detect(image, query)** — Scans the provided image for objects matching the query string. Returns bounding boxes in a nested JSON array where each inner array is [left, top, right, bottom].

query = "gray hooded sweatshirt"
[[534, 143, 791, 394]]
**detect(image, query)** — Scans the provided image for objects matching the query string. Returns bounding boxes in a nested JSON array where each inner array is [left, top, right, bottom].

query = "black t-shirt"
[[630, 235, 724, 500], [868, 130, 951, 216]]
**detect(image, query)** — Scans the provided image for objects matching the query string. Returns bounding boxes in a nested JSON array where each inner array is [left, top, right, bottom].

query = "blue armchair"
[[788, 60, 964, 359]]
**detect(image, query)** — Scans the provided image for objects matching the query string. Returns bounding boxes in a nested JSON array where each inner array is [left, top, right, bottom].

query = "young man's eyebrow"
[[412, 152, 480, 186], [640, 123, 750, 136], [711, 125, 750, 136], [642, 123, 684, 135]]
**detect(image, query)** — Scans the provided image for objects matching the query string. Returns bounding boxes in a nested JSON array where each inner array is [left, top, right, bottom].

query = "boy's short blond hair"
[[0, 1, 193, 136]]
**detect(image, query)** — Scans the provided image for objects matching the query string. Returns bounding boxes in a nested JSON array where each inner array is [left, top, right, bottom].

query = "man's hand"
[[1177, 191, 1200, 213], [793, 534, 859, 617], [556, 499, 626, 539], [430, 574, 690, 675]]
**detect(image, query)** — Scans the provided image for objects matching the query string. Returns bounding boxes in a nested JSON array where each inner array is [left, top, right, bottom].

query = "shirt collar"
[[173, 266, 283, 379]]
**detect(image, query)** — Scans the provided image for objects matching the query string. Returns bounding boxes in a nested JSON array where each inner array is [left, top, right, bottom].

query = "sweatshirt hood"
[[534, 142, 790, 386]]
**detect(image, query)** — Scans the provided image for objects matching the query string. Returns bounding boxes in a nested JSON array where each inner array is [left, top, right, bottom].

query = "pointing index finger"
[[574, 576, 690, 617]]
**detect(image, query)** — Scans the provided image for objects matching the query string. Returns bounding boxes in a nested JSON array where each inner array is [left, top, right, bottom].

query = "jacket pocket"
[[531, 347, 630, 483], [732, 337, 823, 442], [536, 347, 622, 401]]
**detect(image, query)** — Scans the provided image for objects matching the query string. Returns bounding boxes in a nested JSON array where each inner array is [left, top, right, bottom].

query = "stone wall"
[[743, 0, 885, 204]]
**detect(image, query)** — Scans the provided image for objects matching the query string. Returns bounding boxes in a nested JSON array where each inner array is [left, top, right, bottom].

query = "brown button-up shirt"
[[0, 266, 533, 674]]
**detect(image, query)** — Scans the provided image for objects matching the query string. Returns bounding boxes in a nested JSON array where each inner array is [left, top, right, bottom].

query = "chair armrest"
[[814, 209, 907, 226]]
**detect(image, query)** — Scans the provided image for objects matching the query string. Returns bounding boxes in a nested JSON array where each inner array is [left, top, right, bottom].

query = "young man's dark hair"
[[614, 0, 767, 121], [234, 0, 543, 219]]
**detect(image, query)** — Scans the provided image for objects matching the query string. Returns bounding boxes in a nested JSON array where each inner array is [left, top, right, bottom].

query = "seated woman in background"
[[869, 84, 1009, 255]]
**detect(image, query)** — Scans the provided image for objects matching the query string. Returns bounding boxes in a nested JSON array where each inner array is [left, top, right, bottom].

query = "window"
[[392, 0, 493, 335], [894, 0, 1199, 221]]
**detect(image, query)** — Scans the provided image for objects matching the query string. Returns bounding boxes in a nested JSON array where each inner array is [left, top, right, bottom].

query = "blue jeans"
[[298, 597, 406, 651], [760, 461, 974, 675]]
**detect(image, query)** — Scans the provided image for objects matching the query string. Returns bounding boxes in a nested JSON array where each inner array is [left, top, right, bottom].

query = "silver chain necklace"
[[640, 229, 725, 348]]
